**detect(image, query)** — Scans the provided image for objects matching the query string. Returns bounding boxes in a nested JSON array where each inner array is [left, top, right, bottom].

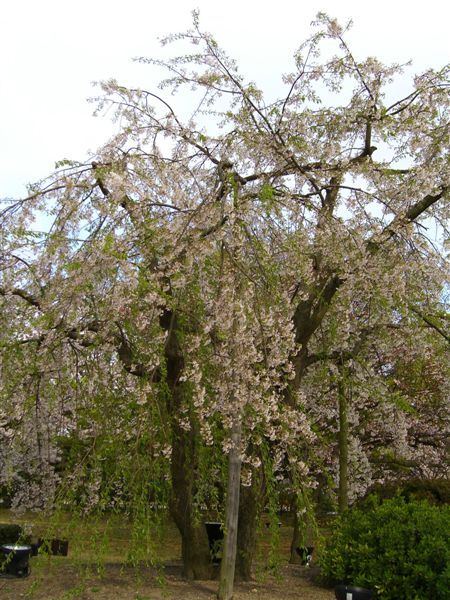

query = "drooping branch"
[[0, 280, 152, 377]]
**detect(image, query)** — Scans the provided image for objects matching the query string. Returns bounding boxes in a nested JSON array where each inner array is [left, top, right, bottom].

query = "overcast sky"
[[1, 0, 449, 198]]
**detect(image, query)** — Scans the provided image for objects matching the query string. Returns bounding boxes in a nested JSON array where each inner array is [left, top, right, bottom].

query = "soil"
[[0, 561, 335, 600]]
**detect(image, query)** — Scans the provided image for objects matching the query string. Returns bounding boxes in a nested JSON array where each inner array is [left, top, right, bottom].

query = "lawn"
[[0, 509, 335, 599]]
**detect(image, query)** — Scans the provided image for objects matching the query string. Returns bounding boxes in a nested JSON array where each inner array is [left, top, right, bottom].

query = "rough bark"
[[170, 400, 213, 580], [164, 308, 213, 580], [289, 508, 302, 564], [289, 493, 314, 564], [235, 471, 263, 580]]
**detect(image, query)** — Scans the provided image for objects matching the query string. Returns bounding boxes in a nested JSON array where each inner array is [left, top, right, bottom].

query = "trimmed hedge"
[[319, 497, 450, 599]]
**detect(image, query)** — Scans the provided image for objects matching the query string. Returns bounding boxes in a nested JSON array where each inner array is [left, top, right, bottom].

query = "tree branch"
[[409, 305, 450, 343], [0, 286, 42, 309], [368, 186, 448, 252]]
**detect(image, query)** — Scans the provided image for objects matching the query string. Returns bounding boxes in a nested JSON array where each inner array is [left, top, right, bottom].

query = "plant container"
[[0, 544, 32, 577], [204, 522, 223, 564], [38, 538, 69, 556], [296, 545, 314, 566], [335, 585, 373, 600], [265, 521, 282, 528]]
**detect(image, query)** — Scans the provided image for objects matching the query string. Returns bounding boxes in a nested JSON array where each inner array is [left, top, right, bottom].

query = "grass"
[[0, 509, 334, 600], [0, 507, 179, 563], [0, 509, 304, 565]]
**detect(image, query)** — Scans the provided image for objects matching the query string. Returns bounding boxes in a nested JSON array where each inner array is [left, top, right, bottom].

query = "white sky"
[[1, 0, 449, 198]]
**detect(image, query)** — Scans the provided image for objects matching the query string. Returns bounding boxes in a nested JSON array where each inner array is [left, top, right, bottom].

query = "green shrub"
[[401, 478, 450, 505], [319, 498, 450, 599], [361, 478, 450, 506], [0, 523, 30, 546], [0, 485, 12, 509]]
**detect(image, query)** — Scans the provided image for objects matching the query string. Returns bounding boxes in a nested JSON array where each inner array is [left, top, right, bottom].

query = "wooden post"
[[218, 417, 242, 600]]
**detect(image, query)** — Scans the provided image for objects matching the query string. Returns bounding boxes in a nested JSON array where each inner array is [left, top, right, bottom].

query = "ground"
[[0, 509, 335, 599], [0, 562, 335, 600]]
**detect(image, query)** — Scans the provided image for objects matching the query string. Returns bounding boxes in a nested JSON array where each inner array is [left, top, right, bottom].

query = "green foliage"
[[259, 183, 275, 203], [319, 498, 450, 599], [0, 485, 12, 509], [0, 523, 31, 545], [54, 158, 79, 169], [260, 441, 282, 573], [401, 479, 450, 505], [361, 478, 450, 506]]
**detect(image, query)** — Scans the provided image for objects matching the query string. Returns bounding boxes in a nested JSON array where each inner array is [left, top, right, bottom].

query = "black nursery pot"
[[0, 544, 32, 577], [204, 522, 223, 565], [296, 545, 314, 566], [335, 585, 373, 600], [38, 538, 69, 556], [265, 521, 282, 528]]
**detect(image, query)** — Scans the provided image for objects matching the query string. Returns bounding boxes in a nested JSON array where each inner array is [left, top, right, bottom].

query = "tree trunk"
[[170, 413, 213, 579], [163, 309, 212, 579], [338, 377, 348, 513], [235, 469, 262, 580], [218, 418, 242, 600], [289, 508, 302, 564], [178, 521, 212, 580]]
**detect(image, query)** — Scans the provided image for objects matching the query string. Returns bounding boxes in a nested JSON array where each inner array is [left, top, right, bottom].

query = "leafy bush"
[[362, 478, 450, 506], [319, 498, 450, 599], [0, 485, 13, 509], [0, 523, 31, 546]]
